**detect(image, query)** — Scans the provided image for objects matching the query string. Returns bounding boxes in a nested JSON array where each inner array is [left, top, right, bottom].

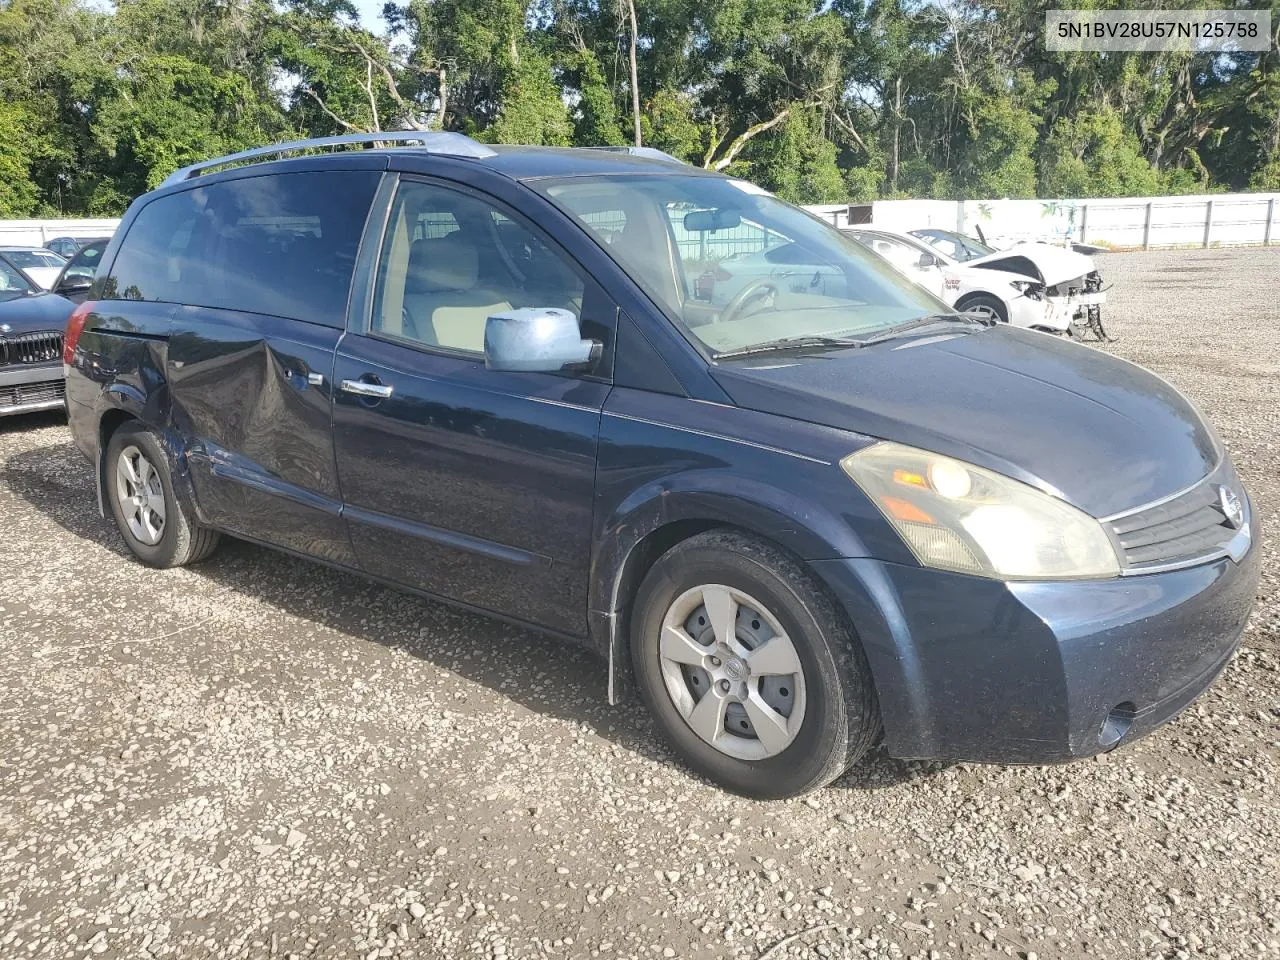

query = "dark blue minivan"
[[65, 133, 1259, 797]]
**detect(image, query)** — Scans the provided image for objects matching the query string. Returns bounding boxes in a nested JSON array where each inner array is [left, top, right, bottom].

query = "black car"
[[64, 133, 1258, 798], [0, 257, 70, 416]]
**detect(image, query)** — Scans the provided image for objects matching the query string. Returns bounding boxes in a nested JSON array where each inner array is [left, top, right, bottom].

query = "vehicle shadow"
[[3, 436, 944, 795]]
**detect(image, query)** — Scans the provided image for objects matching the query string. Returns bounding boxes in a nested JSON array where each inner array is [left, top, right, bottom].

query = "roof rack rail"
[[159, 131, 497, 187], [582, 146, 687, 165]]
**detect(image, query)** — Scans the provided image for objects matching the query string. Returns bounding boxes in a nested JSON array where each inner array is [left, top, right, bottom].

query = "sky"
[[350, 0, 387, 31]]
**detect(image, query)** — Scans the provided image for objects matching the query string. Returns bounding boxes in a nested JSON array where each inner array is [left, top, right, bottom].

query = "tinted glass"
[[372, 181, 584, 354], [107, 171, 379, 327], [536, 175, 944, 355]]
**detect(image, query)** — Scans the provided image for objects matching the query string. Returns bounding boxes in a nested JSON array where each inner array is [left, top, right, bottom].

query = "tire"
[[104, 422, 220, 568], [958, 293, 1008, 324], [630, 530, 880, 798]]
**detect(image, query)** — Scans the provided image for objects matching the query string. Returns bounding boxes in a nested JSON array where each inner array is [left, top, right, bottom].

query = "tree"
[[1040, 107, 1168, 198], [1, 0, 1277, 215]]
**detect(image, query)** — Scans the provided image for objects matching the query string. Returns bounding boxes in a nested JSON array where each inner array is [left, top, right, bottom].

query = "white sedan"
[[844, 228, 1106, 335]]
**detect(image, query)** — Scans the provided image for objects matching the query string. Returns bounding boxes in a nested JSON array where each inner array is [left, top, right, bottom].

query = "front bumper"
[[0, 362, 65, 417], [1009, 295, 1072, 332], [811, 517, 1260, 763]]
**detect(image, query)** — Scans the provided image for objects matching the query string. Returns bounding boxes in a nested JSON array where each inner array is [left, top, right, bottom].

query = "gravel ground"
[[1, 247, 1277, 960]]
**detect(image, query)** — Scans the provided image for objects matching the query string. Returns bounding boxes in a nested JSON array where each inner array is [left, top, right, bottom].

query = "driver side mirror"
[[56, 274, 93, 297], [484, 308, 601, 373], [917, 252, 940, 268]]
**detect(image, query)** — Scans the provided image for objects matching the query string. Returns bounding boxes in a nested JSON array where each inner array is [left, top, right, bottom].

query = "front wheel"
[[958, 293, 1008, 324], [631, 531, 880, 798]]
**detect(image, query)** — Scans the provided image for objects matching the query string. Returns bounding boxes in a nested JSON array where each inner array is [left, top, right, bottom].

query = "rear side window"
[[105, 171, 379, 328]]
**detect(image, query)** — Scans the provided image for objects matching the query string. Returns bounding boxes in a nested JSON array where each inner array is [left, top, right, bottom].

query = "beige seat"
[[611, 209, 684, 311], [403, 235, 512, 352]]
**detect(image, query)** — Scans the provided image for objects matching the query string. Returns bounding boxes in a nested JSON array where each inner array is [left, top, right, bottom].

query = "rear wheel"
[[105, 423, 219, 568], [958, 293, 1008, 324], [631, 530, 880, 798]]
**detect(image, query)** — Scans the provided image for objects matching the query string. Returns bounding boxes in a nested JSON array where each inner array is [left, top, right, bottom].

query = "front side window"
[[63, 242, 105, 281], [918, 232, 960, 260], [856, 233, 933, 276], [372, 180, 585, 354], [535, 175, 945, 356], [105, 171, 379, 327]]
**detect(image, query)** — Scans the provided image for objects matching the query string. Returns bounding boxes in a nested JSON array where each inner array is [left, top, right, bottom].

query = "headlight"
[[841, 442, 1119, 580], [1010, 279, 1044, 300]]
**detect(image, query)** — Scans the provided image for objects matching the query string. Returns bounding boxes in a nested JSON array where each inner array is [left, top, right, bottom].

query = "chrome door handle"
[[340, 378, 394, 399]]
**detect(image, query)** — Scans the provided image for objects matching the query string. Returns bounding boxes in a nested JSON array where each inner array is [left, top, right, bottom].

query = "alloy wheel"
[[115, 445, 167, 546]]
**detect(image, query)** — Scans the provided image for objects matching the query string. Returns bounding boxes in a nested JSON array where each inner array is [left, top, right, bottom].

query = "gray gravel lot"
[[1, 247, 1278, 960]]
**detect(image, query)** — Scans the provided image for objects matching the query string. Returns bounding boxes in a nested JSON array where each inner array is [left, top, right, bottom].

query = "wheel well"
[[613, 519, 719, 629], [954, 291, 1007, 322], [609, 520, 841, 702], [954, 291, 994, 310], [96, 409, 136, 497], [99, 409, 135, 452]]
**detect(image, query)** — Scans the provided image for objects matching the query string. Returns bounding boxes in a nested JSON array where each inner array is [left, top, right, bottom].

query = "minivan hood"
[[711, 327, 1218, 518], [967, 244, 1094, 286]]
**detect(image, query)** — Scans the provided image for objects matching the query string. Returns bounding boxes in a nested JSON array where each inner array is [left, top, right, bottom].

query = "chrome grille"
[[1107, 462, 1246, 570], [0, 378, 64, 410], [0, 330, 63, 366]]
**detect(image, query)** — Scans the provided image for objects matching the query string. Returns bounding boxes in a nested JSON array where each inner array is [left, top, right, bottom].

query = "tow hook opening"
[[1099, 701, 1137, 749]]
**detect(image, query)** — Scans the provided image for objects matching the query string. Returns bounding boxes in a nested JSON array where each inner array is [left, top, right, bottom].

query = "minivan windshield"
[[534, 174, 949, 355]]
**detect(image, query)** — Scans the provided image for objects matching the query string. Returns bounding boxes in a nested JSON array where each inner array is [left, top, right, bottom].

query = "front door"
[[332, 177, 616, 636]]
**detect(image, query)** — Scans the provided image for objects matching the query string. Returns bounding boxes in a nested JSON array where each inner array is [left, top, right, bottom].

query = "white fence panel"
[[0, 218, 121, 248], [806, 192, 1280, 250]]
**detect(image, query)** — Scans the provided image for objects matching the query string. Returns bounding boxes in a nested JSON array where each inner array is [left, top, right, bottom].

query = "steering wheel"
[[720, 279, 779, 323]]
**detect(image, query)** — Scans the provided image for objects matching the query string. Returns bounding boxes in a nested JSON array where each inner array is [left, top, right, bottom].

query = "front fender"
[[590, 388, 918, 702]]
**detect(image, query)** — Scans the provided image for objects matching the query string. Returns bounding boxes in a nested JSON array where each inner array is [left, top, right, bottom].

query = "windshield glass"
[[0, 258, 33, 299], [931, 230, 995, 260], [534, 175, 947, 355], [3, 250, 65, 268]]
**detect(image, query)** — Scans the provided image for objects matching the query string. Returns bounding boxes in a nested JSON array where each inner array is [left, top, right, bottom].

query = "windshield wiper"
[[715, 335, 864, 360], [860, 312, 993, 346]]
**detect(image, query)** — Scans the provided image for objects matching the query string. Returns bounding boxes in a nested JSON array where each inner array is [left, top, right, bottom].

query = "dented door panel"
[[168, 306, 351, 563]]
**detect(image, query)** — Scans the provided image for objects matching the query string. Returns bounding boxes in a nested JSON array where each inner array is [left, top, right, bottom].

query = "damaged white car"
[[846, 227, 1109, 339]]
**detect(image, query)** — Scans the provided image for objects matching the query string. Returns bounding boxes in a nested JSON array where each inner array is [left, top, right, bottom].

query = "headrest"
[[408, 235, 479, 293]]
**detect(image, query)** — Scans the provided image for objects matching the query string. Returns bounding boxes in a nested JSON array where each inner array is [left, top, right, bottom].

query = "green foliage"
[[748, 109, 847, 204], [951, 97, 1039, 199], [485, 50, 573, 146], [570, 50, 626, 147], [1040, 108, 1168, 198], [0, 102, 40, 217], [93, 56, 280, 193], [0, 0, 1276, 215], [640, 90, 705, 163]]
